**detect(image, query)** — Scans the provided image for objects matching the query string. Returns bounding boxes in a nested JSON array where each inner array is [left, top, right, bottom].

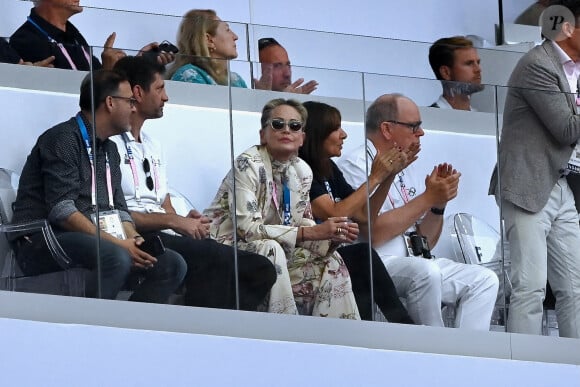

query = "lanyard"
[[367, 144, 411, 207], [76, 114, 114, 209], [282, 179, 291, 226], [387, 173, 410, 208], [121, 133, 160, 205], [272, 176, 291, 225], [324, 180, 335, 202], [27, 16, 91, 70]]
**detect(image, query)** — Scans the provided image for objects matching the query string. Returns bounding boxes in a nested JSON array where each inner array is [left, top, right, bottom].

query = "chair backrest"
[[449, 212, 501, 265], [168, 186, 196, 217], [448, 212, 512, 303], [0, 168, 19, 278], [0, 168, 18, 224]]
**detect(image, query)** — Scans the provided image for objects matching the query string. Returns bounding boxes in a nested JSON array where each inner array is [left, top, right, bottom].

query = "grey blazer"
[[489, 40, 580, 213]]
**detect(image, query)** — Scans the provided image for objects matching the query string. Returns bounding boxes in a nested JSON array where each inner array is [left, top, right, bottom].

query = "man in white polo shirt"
[[339, 93, 498, 330]]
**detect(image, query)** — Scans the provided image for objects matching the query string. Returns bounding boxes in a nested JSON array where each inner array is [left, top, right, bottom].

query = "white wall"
[[2, 315, 579, 387]]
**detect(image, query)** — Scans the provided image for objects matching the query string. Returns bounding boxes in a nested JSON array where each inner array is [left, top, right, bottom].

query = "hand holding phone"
[[138, 235, 166, 256]]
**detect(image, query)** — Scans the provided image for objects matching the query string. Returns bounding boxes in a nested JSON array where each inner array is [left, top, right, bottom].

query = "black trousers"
[[338, 243, 414, 324], [153, 233, 276, 311]]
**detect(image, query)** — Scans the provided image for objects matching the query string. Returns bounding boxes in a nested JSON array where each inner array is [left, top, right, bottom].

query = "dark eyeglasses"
[[111, 95, 137, 108], [387, 120, 422, 134], [142, 158, 154, 191], [266, 118, 303, 132], [258, 37, 280, 51]]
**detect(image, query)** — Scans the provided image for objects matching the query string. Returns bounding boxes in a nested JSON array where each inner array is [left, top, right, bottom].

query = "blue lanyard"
[[76, 113, 114, 209], [282, 179, 291, 226], [76, 114, 93, 162], [27, 16, 57, 43]]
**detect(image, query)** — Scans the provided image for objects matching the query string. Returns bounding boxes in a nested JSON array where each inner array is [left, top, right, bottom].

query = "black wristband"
[[430, 207, 445, 215]]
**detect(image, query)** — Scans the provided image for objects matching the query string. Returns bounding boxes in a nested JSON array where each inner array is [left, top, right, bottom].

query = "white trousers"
[[503, 178, 580, 338], [381, 256, 499, 330]]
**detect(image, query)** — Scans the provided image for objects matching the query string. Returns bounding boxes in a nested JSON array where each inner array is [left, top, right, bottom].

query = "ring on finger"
[[336, 227, 342, 235]]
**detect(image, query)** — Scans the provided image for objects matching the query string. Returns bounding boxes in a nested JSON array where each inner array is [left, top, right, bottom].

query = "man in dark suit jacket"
[[489, 0, 580, 338]]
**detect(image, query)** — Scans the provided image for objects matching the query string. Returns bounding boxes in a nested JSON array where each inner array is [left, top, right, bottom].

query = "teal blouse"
[[171, 63, 248, 88]]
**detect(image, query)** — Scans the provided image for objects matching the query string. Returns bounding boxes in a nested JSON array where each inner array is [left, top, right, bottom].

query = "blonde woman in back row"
[[167, 9, 247, 88]]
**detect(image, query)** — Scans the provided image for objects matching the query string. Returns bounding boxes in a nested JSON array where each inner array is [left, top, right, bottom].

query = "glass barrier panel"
[[360, 73, 504, 331], [249, 60, 366, 100], [229, 62, 376, 320], [247, 23, 529, 89], [0, 49, 97, 299], [496, 83, 580, 339]]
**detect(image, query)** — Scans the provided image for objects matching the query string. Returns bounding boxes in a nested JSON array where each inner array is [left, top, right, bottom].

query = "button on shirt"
[[12, 115, 131, 232]]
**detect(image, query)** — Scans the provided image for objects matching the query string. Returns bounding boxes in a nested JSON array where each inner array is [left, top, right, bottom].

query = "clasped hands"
[[370, 142, 420, 183], [424, 163, 461, 207]]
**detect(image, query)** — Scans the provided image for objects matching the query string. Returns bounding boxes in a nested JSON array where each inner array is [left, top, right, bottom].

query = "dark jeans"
[[338, 243, 414, 324], [152, 233, 276, 311], [16, 231, 187, 303]]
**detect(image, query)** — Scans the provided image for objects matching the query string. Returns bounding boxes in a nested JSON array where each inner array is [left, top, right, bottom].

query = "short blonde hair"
[[260, 98, 308, 129]]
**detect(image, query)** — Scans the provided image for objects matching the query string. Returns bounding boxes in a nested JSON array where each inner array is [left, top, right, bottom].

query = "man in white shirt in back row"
[[428, 36, 484, 111], [338, 93, 498, 329]]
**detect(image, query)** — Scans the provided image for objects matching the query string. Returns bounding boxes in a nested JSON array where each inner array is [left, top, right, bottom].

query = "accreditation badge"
[[567, 143, 580, 175], [91, 210, 126, 240]]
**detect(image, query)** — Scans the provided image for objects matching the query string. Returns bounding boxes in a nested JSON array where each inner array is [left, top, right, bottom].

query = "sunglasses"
[[142, 158, 154, 191], [258, 37, 280, 51], [267, 118, 303, 132]]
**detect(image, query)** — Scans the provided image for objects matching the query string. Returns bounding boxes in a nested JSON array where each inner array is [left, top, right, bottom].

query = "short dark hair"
[[79, 69, 128, 111], [258, 37, 281, 51], [113, 55, 166, 91], [428, 36, 474, 80], [299, 101, 341, 179]]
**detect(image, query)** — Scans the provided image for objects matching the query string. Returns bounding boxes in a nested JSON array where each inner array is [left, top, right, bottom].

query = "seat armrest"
[[0, 219, 72, 269]]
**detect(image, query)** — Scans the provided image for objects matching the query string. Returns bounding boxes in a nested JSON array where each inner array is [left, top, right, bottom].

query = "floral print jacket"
[[205, 145, 332, 257]]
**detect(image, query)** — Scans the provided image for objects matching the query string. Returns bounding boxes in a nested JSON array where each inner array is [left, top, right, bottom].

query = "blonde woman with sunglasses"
[[204, 98, 360, 319]]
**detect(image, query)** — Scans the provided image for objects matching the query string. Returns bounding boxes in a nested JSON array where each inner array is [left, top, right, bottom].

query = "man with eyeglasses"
[[428, 36, 483, 111], [254, 37, 318, 94], [10, 69, 187, 302], [339, 93, 498, 329], [111, 56, 276, 310]]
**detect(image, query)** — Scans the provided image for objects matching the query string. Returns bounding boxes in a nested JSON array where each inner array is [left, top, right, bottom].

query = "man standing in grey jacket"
[[490, 0, 580, 338]]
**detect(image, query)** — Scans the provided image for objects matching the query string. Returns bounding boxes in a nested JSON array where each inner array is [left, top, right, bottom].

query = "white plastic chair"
[[0, 168, 87, 296], [447, 212, 511, 329]]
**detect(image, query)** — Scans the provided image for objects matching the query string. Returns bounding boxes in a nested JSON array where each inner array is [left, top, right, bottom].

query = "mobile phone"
[[139, 235, 166, 256]]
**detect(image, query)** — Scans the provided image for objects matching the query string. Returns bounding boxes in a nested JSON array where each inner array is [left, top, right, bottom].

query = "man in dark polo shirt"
[[10, 0, 172, 71]]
